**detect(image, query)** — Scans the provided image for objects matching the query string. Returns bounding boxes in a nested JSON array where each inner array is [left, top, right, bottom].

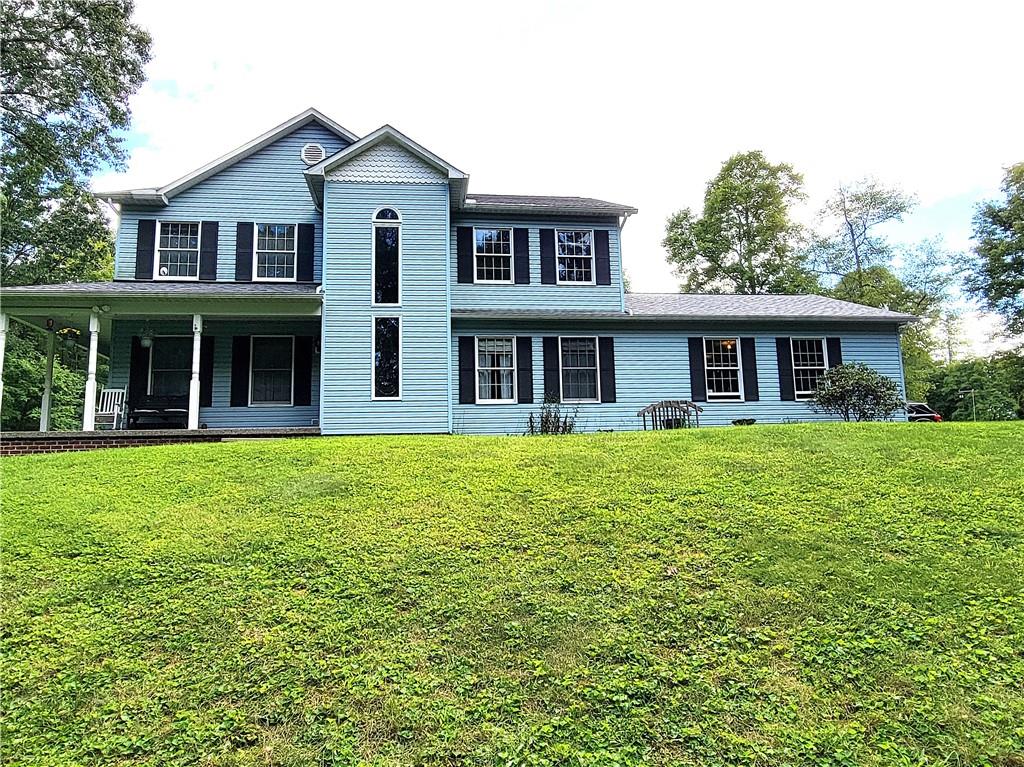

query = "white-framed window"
[[791, 337, 828, 399], [148, 336, 191, 396], [372, 316, 401, 399], [559, 336, 599, 403], [155, 221, 201, 279], [476, 337, 516, 403], [254, 223, 297, 281], [474, 228, 513, 283], [556, 229, 595, 284], [704, 337, 743, 401], [249, 335, 294, 406], [373, 207, 401, 305]]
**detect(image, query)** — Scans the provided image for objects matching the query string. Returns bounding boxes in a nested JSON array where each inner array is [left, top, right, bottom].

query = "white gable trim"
[[97, 108, 359, 205]]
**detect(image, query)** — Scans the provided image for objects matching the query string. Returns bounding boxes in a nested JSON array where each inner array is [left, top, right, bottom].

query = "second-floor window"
[[474, 228, 512, 283], [156, 222, 200, 279], [255, 224, 296, 281], [373, 207, 401, 304], [556, 230, 594, 284], [704, 337, 742, 400]]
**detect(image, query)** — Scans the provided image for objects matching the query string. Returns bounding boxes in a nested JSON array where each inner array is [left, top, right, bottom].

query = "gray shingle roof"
[[625, 293, 916, 321], [2, 281, 321, 297], [459, 194, 638, 216]]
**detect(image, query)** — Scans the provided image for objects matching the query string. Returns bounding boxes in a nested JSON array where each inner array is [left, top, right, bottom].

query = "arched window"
[[372, 207, 401, 304]]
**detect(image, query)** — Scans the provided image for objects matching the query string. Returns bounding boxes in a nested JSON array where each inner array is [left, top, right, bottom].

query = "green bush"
[[810, 363, 904, 421]]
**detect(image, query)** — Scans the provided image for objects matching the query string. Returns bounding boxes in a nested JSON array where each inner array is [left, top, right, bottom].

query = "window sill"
[[476, 399, 517, 405], [154, 275, 200, 282]]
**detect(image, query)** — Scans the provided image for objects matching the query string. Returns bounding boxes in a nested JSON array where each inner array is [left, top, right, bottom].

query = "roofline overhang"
[[303, 124, 468, 210], [451, 309, 917, 323], [95, 108, 360, 207], [454, 202, 638, 217]]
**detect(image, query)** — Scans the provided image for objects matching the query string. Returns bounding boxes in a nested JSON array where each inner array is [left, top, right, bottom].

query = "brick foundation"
[[0, 427, 319, 456]]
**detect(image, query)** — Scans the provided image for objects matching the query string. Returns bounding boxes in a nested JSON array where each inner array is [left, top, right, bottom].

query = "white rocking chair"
[[94, 388, 127, 430]]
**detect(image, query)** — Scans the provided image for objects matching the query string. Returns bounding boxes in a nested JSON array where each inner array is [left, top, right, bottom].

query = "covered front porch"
[[0, 282, 322, 434]]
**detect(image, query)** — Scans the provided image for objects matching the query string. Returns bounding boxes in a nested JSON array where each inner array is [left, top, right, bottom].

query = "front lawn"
[[2, 423, 1022, 766]]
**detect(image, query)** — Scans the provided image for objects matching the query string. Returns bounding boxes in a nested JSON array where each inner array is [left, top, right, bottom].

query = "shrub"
[[810, 363, 903, 422], [526, 396, 577, 435]]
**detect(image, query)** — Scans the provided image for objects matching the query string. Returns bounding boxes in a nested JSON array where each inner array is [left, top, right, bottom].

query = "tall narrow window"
[[156, 222, 200, 278], [149, 337, 191, 395], [373, 208, 400, 304], [704, 338, 742, 400], [255, 223, 296, 280], [560, 337, 599, 402], [476, 337, 516, 403], [373, 317, 401, 399], [250, 336, 294, 405], [556, 230, 594, 284], [474, 228, 512, 283], [791, 338, 827, 399]]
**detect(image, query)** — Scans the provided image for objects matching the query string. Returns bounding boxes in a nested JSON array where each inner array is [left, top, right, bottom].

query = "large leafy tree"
[[807, 179, 916, 301], [663, 151, 816, 294], [963, 163, 1024, 334], [927, 352, 1023, 421], [1, 0, 150, 429]]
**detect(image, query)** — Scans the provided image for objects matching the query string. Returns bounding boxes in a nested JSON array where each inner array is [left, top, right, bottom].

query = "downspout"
[[618, 211, 633, 314], [445, 185, 453, 434]]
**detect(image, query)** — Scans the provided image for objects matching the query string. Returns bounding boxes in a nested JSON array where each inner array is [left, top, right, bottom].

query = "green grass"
[[2, 423, 1023, 766]]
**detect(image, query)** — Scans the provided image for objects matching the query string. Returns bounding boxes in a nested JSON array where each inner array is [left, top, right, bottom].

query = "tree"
[[807, 179, 916, 301], [927, 354, 1022, 421], [963, 163, 1024, 334], [662, 151, 815, 294], [810, 363, 904, 422], [1, 0, 150, 428]]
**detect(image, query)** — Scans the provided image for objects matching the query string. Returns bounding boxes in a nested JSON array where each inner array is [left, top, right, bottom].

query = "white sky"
[[94, 0, 1023, 356]]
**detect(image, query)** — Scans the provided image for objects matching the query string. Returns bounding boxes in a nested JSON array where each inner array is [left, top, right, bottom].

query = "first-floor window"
[[477, 337, 516, 402], [704, 337, 742, 400], [792, 338, 827, 399], [149, 336, 191, 396], [373, 317, 400, 398], [556, 229, 594, 283], [560, 336, 598, 402], [255, 223, 296, 280], [250, 336, 294, 405], [157, 221, 200, 278]]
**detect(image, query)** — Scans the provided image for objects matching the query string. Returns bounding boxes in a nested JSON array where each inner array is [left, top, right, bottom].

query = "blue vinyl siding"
[[320, 181, 451, 434], [113, 123, 349, 282], [451, 321, 907, 435], [450, 216, 625, 311], [108, 318, 320, 428]]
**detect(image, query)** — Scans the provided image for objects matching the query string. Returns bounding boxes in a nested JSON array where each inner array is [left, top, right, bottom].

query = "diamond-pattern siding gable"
[[326, 140, 446, 184]]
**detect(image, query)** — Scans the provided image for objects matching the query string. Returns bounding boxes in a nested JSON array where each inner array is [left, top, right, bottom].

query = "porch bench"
[[128, 395, 189, 429]]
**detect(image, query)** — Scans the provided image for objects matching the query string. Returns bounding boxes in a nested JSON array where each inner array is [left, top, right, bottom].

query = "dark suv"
[[906, 402, 943, 422]]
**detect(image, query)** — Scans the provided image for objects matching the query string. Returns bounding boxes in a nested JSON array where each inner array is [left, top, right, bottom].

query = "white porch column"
[[0, 313, 8, 414], [39, 331, 56, 431], [82, 312, 100, 431], [187, 314, 203, 430]]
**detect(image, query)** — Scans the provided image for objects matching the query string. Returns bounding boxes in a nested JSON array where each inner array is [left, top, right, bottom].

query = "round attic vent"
[[300, 142, 326, 166]]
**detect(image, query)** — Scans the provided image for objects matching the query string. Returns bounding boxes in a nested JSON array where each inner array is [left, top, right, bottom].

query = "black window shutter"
[[740, 337, 759, 402], [776, 337, 795, 401], [296, 224, 315, 282], [598, 336, 616, 403], [456, 227, 474, 283], [135, 220, 155, 280], [688, 337, 707, 402], [542, 337, 560, 400], [294, 336, 314, 406], [826, 337, 843, 367], [513, 228, 530, 285], [516, 336, 533, 403], [199, 336, 215, 407], [230, 336, 250, 406], [235, 222, 253, 281], [128, 336, 149, 407], [539, 229, 556, 284], [595, 230, 611, 285], [199, 221, 218, 281], [458, 336, 476, 403]]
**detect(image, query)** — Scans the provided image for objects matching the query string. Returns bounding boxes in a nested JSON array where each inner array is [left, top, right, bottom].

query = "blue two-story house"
[[0, 108, 914, 436]]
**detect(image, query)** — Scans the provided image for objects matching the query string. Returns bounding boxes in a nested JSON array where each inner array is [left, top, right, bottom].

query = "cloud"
[[95, 0, 1024, 355]]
